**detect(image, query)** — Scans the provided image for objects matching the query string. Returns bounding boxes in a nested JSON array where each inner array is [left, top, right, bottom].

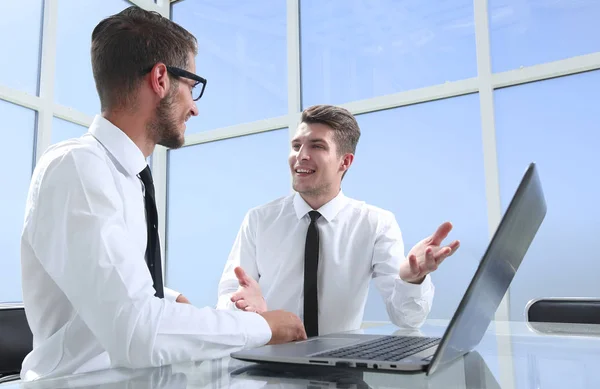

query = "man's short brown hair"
[[300, 105, 361, 156], [91, 6, 197, 111]]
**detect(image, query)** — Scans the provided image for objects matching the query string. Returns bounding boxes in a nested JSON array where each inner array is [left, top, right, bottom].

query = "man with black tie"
[[19, 6, 305, 381], [216, 104, 460, 337]]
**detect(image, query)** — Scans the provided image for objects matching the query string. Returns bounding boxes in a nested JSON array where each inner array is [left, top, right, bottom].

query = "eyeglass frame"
[[142, 65, 207, 101]]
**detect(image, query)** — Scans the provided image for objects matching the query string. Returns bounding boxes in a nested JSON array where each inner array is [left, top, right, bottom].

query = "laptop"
[[232, 162, 546, 376], [230, 350, 499, 389]]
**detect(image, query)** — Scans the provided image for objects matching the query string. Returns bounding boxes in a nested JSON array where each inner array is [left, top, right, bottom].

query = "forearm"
[[131, 301, 271, 368], [385, 275, 434, 328], [217, 210, 260, 311]]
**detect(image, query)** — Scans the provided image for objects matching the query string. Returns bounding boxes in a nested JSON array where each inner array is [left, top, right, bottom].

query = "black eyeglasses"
[[143, 65, 207, 101]]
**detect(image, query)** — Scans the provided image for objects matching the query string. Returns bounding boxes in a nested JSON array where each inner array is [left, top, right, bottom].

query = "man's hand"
[[176, 294, 191, 304], [259, 310, 307, 345], [400, 221, 460, 284], [230, 267, 268, 313]]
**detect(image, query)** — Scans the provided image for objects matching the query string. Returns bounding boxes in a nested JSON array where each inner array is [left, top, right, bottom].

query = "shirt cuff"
[[237, 312, 272, 348], [217, 293, 239, 311], [163, 287, 180, 303], [393, 274, 433, 298]]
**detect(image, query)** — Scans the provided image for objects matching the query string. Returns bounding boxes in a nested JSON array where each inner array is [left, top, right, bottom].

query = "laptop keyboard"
[[311, 335, 441, 362]]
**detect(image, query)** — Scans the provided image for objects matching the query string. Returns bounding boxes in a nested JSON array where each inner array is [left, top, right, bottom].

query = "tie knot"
[[138, 165, 153, 185], [308, 210, 321, 222]]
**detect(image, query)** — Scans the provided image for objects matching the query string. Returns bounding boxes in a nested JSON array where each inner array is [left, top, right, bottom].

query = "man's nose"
[[298, 146, 310, 160], [190, 101, 199, 117]]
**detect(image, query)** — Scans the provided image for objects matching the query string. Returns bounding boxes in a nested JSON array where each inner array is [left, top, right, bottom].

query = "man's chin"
[[158, 135, 185, 149], [293, 184, 318, 196]]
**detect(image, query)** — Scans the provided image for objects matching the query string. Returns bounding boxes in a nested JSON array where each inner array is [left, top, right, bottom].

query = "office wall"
[[1, 0, 599, 325]]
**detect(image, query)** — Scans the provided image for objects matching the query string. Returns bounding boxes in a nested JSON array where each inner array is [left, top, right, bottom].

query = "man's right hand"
[[259, 310, 307, 345], [231, 266, 268, 313]]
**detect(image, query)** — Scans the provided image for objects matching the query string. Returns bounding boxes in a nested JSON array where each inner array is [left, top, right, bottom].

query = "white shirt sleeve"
[[370, 212, 434, 329], [28, 149, 271, 369], [216, 211, 261, 311], [163, 287, 180, 302]]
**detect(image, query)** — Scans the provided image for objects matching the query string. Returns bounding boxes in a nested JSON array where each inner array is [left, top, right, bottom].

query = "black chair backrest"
[[0, 305, 33, 376], [527, 298, 600, 325]]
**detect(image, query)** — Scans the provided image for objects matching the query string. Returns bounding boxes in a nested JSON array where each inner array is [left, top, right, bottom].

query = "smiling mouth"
[[295, 168, 315, 175]]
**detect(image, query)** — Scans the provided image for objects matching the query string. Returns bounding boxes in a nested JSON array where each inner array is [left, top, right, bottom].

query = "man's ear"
[[340, 153, 354, 173], [148, 63, 170, 99]]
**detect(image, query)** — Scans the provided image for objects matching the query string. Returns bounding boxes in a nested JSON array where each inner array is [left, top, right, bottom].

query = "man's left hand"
[[400, 221, 460, 284]]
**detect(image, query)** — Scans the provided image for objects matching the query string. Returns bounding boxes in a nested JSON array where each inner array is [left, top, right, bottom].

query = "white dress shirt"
[[217, 191, 434, 335], [20, 115, 271, 381]]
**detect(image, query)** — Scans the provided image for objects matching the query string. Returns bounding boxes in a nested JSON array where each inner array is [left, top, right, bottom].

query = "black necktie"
[[304, 210, 321, 337], [138, 165, 164, 298]]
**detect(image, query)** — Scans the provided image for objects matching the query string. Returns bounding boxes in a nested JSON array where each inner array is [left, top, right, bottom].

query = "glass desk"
[[5, 320, 600, 388]]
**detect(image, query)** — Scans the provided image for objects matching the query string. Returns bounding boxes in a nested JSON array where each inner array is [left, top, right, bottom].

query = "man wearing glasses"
[[19, 6, 305, 382]]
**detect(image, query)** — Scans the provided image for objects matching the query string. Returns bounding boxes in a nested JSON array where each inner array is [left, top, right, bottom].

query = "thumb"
[[234, 266, 250, 287]]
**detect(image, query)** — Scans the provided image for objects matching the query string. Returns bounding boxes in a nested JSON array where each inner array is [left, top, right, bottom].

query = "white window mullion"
[[36, 0, 59, 164], [474, 1, 516, 389]]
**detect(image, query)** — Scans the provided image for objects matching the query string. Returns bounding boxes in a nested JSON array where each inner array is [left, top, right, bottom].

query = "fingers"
[[408, 254, 420, 275], [430, 221, 453, 246], [234, 266, 249, 287], [294, 314, 308, 340], [234, 299, 249, 310], [432, 240, 460, 265], [231, 289, 246, 302], [236, 299, 259, 313], [424, 247, 438, 272], [434, 246, 452, 260], [298, 325, 308, 340], [448, 240, 460, 254]]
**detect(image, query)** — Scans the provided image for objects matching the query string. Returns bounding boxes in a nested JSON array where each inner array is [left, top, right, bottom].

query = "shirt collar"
[[89, 115, 147, 177], [293, 190, 349, 223]]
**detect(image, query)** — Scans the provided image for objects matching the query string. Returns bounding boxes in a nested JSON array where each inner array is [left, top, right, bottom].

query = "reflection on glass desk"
[[4, 320, 600, 389]]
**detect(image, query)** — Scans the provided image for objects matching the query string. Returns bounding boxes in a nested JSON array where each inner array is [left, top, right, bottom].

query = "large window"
[[0, 101, 36, 302], [343, 94, 488, 321], [0, 0, 43, 95], [300, 0, 477, 108], [0, 0, 169, 303], [495, 70, 600, 320], [489, 0, 600, 72], [3, 0, 600, 332], [55, 0, 131, 116], [166, 129, 291, 307], [166, 0, 600, 327], [51, 117, 87, 145], [172, 1, 288, 133]]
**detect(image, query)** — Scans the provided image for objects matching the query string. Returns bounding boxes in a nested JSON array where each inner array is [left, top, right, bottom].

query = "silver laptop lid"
[[428, 162, 546, 375]]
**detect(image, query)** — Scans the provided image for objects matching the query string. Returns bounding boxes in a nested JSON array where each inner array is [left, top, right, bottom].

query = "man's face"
[[151, 52, 199, 149], [289, 122, 347, 197]]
